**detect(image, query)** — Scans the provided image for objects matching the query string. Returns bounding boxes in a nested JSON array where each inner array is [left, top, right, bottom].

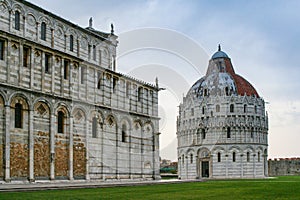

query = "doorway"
[[202, 161, 209, 178]]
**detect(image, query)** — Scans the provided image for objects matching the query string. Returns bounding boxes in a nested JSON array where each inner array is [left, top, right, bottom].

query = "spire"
[[89, 17, 93, 28], [218, 44, 221, 51]]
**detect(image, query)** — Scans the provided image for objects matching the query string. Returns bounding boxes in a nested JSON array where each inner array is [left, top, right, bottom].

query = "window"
[[251, 128, 254, 138], [233, 152, 236, 162], [138, 87, 143, 101], [227, 127, 231, 138], [80, 66, 85, 84], [182, 156, 184, 165], [70, 35, 74, 51], [191, 108, 194, 116], [216, 105, 220, 112], [113, 77, 117, 93], [63, 60, 69, 80], [201, 128, 206, 139], [126, 82, 131, 97], [247, 152, 250, 162], [204, 89, 208, 96], [23, 46, 30, 67], [88, 45, 91, 59], [202, 106, 205, 115], [244, 104, 247, 113], [93, 45, 96, 60], [225, 87, 229, 96], [41, 22, 47, 41], [45, 53, 50, 73], [230, 104, 234, 113], [92, 117, 97, 138], [258, 152, 261, 162], [122, 124, 126, 142], [218, 152, 221, 162], [15, 11, 20, 30], [190, 154, 193, 163], [0, 39, 4, 60], [57, 111, 64, 133], [15, 103, 23, 128], [97, 72, 101, 89], [254, 105, 257, 114]]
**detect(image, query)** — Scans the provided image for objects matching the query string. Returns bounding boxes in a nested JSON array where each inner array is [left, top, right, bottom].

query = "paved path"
[[0, 179, 203, 192]]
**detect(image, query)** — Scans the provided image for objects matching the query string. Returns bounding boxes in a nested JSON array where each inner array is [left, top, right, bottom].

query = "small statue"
[[111, 23, 114, 34], [89, 17, 93, 28]]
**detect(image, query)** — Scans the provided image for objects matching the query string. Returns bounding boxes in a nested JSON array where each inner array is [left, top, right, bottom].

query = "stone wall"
[[268, 158, 300, 176]]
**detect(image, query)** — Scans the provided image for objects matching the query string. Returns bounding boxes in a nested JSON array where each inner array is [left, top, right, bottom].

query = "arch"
[[9, 92, 31, 109], [106, 114, 117, 127], [33, 98, 53, 113], [72, 107, 87, 123], [38, 15, 53, 27], [120, 116, 132, 130], [186, 148, 195, 155], [12, 3, 25, 15], [229, 145, 242, 152], [197, 147, 210, 158]]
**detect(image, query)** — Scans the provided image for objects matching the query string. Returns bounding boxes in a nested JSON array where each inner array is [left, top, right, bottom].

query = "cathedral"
[[0, 0, 160, 182], [177, 46, 269, 179]]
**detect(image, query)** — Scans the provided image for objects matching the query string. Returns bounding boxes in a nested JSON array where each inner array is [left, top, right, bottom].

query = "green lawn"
[[1, 176, 300, 200]]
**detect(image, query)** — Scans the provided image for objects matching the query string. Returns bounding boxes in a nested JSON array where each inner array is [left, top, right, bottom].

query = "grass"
[[1, 176, 300, 200]]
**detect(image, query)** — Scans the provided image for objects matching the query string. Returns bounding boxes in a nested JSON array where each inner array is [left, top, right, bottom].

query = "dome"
[[188, 46, 259, 98], [211, 45, 229, 59]]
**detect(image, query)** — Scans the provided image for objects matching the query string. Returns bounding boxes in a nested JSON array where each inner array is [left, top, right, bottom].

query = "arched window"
[[247, 152, 250, 162], [232, 152, 236, 162], [202, 106, 205, 115], [251, 128, 254, 138], [216, 105, 220, 112], [190, 154, 193, 163], [227, 127, 231, 138], [92, 117, 97, 138], [258, 152, 261, 162], [244, 104, 247, 113], [15, 11, 20, 30], [41, 22, 47, 41], [93, 45, 96, 60], [70, 35, 74, 51], [230, 104, 234, 113], [254, 105, 257, 114], [225, 87, 229, 96], [204, 89, 208, 96], [122, 124, 126, 142], [182, 156, 184, 165], [138, 87, 143, 102], [217, 152, 221, 162], [57, 111, 64, 133], [201, 128, 206, 139], [15, 103, 23, 128]]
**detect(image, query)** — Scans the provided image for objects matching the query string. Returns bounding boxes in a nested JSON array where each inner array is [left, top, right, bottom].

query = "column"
[[29, 109, 34, 182], [51, 55, 55, 93], [253, 154, 256, 177], [129, 129, 132, 179], [6, 40, 11, 83], [178, 157, 181, 179], [50, 114, 55, 180], [225, 154, 228, 178], [30, 47, 34, 89], [195, 156, 199, 179], [116, 126, 119, 179], [69, 116, 74, 180], [85, 118, 90, 180], [4, 105, 10, 182], [241, 154, 244, 178]]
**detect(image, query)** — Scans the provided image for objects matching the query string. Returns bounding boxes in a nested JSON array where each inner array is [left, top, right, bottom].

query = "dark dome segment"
[[211, 44, 229, 59]]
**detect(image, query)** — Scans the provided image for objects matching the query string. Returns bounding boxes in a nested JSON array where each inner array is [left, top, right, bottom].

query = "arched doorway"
[[197, 148, 211, 178]]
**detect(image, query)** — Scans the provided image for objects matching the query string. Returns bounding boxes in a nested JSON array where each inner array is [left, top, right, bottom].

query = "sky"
[[28, 0, 300, 161]]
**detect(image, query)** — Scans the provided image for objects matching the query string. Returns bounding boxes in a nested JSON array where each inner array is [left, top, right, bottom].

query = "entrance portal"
[[202, 161, 209, 178]]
